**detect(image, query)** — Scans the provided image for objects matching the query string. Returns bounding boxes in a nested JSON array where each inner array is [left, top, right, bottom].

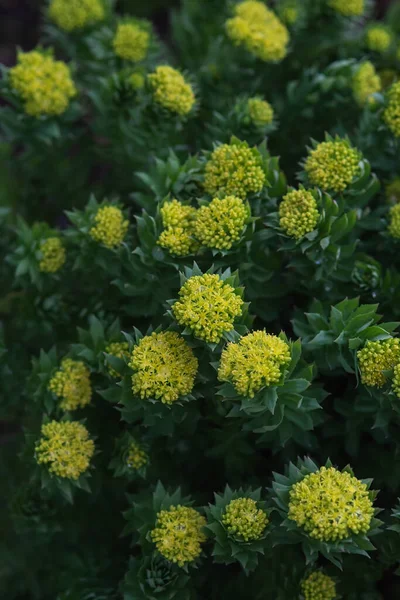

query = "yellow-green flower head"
[[279, 189, 319, 239], [49, 0, 105, 32], [194, 196, 248, 251], [39, 237, 66, 273], [388, 203, 400, 238], [158, 199, 198, 256], [247, 97, 274, 127], [105, 341, 129, 378], [129, 331, 198, 404], [222, 497, 268, 541], [301, 572, 337, 600], [35, 420, 95, 480], [204, 142, 266, 199], [126, 440, 148, 470], [48, 358, 92, 411], [328, 0, 364, 16], [9, 51, 77, 117], [151, 505, 207, 567], [352, 61, 382, 107], [226, 1, 290, 63], [304, 138, 361, 193], [366, 24, 393, 54], [172, 274, 244, 344], [148, 66, 195, 116], [160, 199, 197, 229], [113, 22, 150, 63], [218, 331, 291, 397], [357, 338, 400, 386], [386, 178, 400, 204], [129, 72, 145, 90], [383, 82, 400, 138], [288, 466, 374, 542], [89, 205, 129, 248], [280, 3, 298, 25], [392, 363, 400, 399]]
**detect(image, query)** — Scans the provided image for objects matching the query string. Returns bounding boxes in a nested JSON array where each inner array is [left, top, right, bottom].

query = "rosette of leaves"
[[217, 334, 326, 447], [271, 457, 382, 568], [350, 255, 382, 294], [204, 486, 270, 572], [292, 297, 399, 373], [109, 431, 149, 480], [30, 346, 61, 415], [9, 480, 59, 536], [123, 555, 193, 600], [71, 314, 127, 373]]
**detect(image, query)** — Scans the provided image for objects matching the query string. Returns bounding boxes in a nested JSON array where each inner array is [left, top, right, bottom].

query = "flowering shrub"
[[4, 1, 400, 598]]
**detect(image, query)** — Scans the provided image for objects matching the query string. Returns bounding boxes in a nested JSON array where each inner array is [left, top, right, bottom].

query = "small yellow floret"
[[304, 138, 361, 193], [157, 199, 198, 256], [49, 0, 104, 31], [130, 72, 145, 90], [148, 66, 195, 116], [248, 97, 274, 127], [39, 237, 66, 273], [194, 196, 248, 250], [352, 61, 381, 107], [328, 0, 364, 16], [288, 466, 374, 542], [222, 497, 268, 541], [218, 331, 291, 397], [384, 82, 400, 138], [35, 420, 94, 480], [358, 338, 400, 386], [90, 206, 129, 248], [113, 23, 150, 62], [280, 4, 298, 25], [366, 25, 393, 54], [160, 199, 197, 229], [301, 571, 337, 600], [151, 505, 207, 567], [126, 440, 148, 469], [48, 358, 92, 411], [105, 342, 129, 378], [279, 189, 319, 239]]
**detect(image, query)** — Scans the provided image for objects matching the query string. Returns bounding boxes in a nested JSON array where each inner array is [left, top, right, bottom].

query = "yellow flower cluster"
[[328, 0, 364, 16], [226, 1, 289, 63], [148, 66, 195, 116], [247, 97, 274, 127], [35, 421, 94, 480], [366, 25, 393, 54], [49, 0, 105, 32], [288, 466, 374, 542], [9, 51, 77, 117], [388, 204, 400, 238], [386, 178, 400, 204], [357, 338, 400, 386], [304, 138, 361, 193], [301, 572, 337, 600], [172, 274, 244, 343], [48, 358, 92, 411], [113, 22, 150, 62], [129, 72, 145, 90], [352, 61, 381, 107], [90, 206, 129, 248], [222, 497, 268, 541], [105, 341, 129, 378], [129, 331, 198, 404], [194, 196, 248, 251], [158, 199, 198, 256], [204, 142, 266, 199], [279, 189, 319, 240], [151, 505, 207, 567], [39, 237, 66, 273], [218, 331, 291, 397], [126, 440, 148, 470], [384, 82, 400, 138]]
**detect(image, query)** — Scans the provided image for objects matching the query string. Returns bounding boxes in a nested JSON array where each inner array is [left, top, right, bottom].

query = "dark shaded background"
[[0, 0, 395, 67]]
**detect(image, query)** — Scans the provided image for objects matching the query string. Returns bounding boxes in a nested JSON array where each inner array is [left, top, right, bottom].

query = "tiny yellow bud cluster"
[[9, 51, 77, 117], [49, 0, 105, 32], [279, 189, 319, 239], [288, 466, 374, 542], [218, 331, 291, 397], [304, 138, 361, 193], [89, 206, 129, 248], [151, 505, 207, 567], [113, 22, 150, 62], [383, 82, 400, 138], [222, 497, 268, 541], [328, 0, 364, 16], [280, 3, 298, 25], [194, 196, 248, 250], [366, 25, 393, 54], [386, 178, 400, 204], [35, 421, 95, 480], [129, 331, 198, 404], [352, 61, 381, 107], [357, 338, 400, 386], [148, 66, 195, 116], [173, 274, 244, 343], [105, 341, 129, 378], [301, 572, 337, 600], [126, 440, 148, 470], [226, 1, 289, 63], [388, 204, 400, 238], [247, 97, 274, 127], [39, 237, 66, 273], [129, 72, 145, 90], [48, 358, 92, 411], [158, 199, 198, 256], [204, 143, 266, 199]]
